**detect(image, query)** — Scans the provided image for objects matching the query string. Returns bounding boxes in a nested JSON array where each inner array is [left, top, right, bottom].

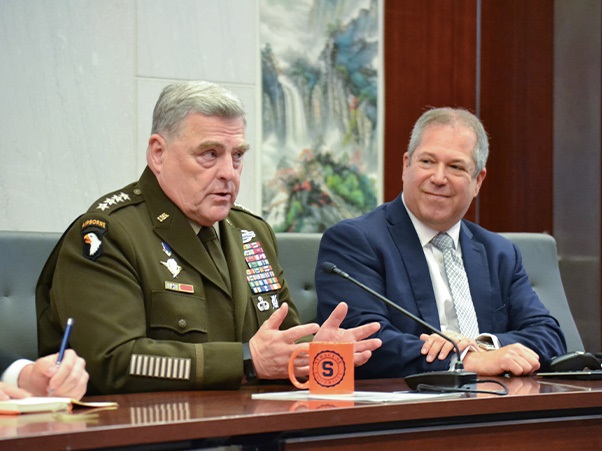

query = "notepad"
[[0, 397, 118, 415]]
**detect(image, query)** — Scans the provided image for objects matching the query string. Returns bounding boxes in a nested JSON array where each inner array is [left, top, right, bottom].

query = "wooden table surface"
[[1, 376, 601, 450]]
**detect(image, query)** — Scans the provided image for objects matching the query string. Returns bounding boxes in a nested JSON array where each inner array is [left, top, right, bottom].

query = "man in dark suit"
[[0, 349, 88, 400], [316, 107, 566, 379]]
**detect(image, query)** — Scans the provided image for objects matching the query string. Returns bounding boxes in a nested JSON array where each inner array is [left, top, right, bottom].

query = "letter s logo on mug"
[[288, 342, 354, 394]]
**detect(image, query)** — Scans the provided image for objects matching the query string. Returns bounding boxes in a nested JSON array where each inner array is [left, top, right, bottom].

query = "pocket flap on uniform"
[[150, 291, 208, 334]]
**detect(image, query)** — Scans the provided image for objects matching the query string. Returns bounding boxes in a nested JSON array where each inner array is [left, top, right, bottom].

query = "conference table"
[[1, 376, 601, 450]]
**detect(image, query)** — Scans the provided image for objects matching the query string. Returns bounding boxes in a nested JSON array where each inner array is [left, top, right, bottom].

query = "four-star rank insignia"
[[96, 192, 131, 211]]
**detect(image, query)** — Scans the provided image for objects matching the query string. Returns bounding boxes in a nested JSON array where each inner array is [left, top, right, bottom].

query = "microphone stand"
[[322, 262, 478, 390]]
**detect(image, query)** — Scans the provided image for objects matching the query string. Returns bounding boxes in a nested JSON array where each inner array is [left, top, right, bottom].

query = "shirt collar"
[[401, 193, 462, 249], [189, 221, 220, 240]]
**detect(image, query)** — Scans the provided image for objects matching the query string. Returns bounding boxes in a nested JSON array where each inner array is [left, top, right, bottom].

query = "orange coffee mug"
[[288, 342, 354, 394]]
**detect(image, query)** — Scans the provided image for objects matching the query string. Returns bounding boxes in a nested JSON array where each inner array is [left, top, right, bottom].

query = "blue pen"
[[56, 318, 74, 367]]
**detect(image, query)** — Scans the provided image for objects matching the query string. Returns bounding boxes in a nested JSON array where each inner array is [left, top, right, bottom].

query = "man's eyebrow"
[[236, 143, 251, 151], [198, 140, 224, 150], [197, 141, 250, 151]]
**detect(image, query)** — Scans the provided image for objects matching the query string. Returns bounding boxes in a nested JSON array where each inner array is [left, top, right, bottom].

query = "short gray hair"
[[407, 107, 489, 176], [151, 81, 246, 139]]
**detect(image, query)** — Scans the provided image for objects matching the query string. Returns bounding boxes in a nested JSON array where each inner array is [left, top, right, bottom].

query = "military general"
[[37, 81, 381, 395]]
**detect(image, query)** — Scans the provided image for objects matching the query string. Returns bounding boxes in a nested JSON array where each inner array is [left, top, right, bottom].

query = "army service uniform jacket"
[[37, 167, 301, 394]]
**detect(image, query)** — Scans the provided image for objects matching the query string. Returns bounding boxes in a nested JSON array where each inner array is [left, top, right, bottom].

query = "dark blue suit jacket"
[[315, 195, 566, 378]]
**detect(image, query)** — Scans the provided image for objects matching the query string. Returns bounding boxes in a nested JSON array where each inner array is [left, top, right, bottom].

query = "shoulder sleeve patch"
[[81, 218, 108, 261]]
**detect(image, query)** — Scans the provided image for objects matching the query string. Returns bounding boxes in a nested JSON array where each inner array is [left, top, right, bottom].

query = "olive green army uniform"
[[37, 167, 301, 394]]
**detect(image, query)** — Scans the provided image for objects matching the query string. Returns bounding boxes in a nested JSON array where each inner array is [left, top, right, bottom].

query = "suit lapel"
[[386, 197, 442, 328], [459, 224, 493, 332]]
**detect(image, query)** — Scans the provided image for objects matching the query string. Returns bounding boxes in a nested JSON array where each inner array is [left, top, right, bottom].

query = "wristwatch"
[[242, 342, 257, 382], [477, 340, 496, 352]]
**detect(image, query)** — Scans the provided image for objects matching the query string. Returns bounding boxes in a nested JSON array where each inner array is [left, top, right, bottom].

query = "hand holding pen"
[[17, 317, 90, 399]]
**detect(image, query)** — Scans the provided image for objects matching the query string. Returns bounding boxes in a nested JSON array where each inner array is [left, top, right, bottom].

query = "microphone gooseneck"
[[321, 261, 478, 390]]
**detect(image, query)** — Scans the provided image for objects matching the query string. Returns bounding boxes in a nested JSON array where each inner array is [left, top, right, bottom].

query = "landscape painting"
[[260, 0, 382, 232]]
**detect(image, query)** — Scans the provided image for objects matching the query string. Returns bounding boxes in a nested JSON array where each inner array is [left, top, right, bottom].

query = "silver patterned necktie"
[[431, 232, 480, 338]]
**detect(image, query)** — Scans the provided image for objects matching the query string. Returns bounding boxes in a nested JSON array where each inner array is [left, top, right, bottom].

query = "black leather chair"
[[275, 233, 322, 324], [0, 231, 61, 360], [499, 232, 584, 352], [0, 230, 585, 362]]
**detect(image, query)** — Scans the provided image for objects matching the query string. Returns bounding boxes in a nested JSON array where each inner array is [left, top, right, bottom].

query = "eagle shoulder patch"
[[81, 218, 108, 261]]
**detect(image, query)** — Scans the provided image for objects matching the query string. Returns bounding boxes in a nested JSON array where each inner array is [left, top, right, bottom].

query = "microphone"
[[321, 261, 477, 390]]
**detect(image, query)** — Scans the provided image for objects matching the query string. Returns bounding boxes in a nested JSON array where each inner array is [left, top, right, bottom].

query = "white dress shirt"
[[1, 359, 32, 387], [401, 194, 500, 352]]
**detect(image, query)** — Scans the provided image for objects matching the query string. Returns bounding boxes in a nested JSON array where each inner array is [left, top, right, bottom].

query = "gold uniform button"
[[178, 319, 187, 329], [133, 188, 142, 195]]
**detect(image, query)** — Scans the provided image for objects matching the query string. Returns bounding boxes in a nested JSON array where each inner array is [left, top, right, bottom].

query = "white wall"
[[0, 0, 260, 232]]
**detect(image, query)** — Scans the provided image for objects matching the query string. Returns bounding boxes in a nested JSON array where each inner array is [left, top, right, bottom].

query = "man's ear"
[[401, 152, 410, 180], [473, 167, 487, 198], [147, 134, 167, 174]]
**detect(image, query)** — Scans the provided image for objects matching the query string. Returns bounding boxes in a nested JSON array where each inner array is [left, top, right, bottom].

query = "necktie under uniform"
[[431, 232, 480, 338], [198, 226, 231, 292]]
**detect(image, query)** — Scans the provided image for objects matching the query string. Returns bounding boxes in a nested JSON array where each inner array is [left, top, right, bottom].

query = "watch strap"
[[242, 342, 257, 382]]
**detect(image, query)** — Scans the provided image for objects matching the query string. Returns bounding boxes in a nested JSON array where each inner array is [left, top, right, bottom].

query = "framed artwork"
[[260, 0, 383, 232]]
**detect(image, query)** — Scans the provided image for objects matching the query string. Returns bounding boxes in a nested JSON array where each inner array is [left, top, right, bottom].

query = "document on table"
[[0, 397, 118, 415], [251, 390, 461, 403]]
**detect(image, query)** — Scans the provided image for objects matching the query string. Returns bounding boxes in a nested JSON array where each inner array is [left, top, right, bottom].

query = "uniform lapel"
[[138, 167, 231, 294], [221, 219, 248, 340]]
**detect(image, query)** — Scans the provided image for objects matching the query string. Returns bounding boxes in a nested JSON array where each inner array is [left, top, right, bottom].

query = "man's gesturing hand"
[[249, 303, 319, 380], [314, 302, 381, 367]]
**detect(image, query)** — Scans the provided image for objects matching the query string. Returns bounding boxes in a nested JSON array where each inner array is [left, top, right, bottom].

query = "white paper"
[[251, 390, 460, 403]]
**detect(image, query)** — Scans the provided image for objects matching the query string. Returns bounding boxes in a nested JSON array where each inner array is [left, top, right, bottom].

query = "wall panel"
[[479, 0, 554, 233], [384, 0, 478, 215]]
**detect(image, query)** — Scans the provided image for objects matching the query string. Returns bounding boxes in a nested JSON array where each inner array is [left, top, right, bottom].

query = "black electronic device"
[[536, 370, 602, 380], [321, 261, 478, 391], [541, 351, 602, 372]]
